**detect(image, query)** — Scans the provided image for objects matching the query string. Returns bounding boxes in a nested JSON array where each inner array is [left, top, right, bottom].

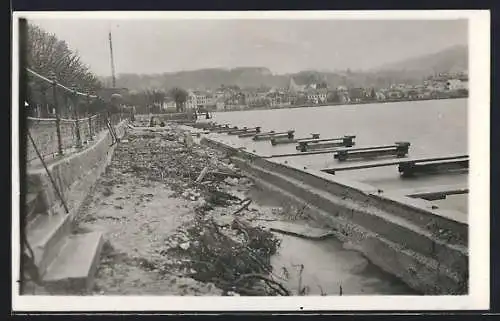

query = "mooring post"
[[311, 133, 320, 139], [49, 72, 64, 156], [287, 130, 295, 139], [342, 135, 355, 147], [255, 126, 261, 133], [337, 150, 348, 161], [398, 161, 415, 177], [395, 142, 411, 157]]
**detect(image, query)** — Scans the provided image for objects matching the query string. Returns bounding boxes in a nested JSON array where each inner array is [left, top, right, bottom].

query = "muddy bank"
[[76, 121, 414, 296]]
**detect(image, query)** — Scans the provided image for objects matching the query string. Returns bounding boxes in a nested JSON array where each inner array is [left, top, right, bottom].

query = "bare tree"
[[168, 87, 189, 112], [26, 24, 103, 111]]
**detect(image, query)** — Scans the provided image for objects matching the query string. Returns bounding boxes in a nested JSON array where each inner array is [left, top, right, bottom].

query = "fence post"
[[87, 94, 93, 141], [49, 72, 64, 156], [71, 86, 82, 149]]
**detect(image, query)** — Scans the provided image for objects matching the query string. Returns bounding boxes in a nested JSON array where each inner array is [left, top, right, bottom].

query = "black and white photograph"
[[12, 10, 490, 312]]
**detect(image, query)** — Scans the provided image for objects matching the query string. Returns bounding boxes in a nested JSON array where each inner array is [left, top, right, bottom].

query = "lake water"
[[212, 99, 467, 159], [208, 100, 468, 295], [210, 99, 468, 214], [211, 99, 467, 295]]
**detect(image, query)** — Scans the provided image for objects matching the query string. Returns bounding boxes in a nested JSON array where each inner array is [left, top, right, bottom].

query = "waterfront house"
[[348, 87, 366, 103], [186, 91, 197, 110], [375, 91, 386, 101], [215, 99, 225, 111], [446, 79, 467, 91], [386, 89, 404, 99]]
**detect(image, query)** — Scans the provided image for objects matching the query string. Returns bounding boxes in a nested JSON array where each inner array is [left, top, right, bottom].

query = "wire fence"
[[25, 68, 128, 164], [26, 113, 123, 162]]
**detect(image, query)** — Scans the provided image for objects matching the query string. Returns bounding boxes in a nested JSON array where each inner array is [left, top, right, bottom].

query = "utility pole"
[[109, 31, 116, 88]]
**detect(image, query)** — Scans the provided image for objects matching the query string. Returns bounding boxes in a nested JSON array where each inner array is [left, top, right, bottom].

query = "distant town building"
[[446, 79, 468, 91], [162, 98, 177, 112]]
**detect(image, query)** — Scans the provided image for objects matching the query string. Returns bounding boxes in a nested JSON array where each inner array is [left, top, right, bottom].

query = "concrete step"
[[43, 231, 104, 294], [25, 192, 40, 223], [25, 190, 49, 225], [26, 213, 72, 277]]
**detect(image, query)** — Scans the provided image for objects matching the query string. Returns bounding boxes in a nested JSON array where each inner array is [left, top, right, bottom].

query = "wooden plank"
[[297, 136, 355, 144], [254, 132, 294, 141], [239, 131, 262, 138], [266, 221, 335, 240], [228, 127, 261, 135], [296, 141, 349, 151], [255, 130, 294, 137], [321, 155, 468, 174], [271, 134, 318, 146], [268, 148, 339, 158], [334, 149, 407, 161], [399, 159, 469, 177], [334, 144, 400, 153], [394, 184, 468, 200]]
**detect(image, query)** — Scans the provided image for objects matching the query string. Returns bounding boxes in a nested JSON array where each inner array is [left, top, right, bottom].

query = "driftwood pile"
[[119, 125, 291, 295], [161, 215, 289, 296]]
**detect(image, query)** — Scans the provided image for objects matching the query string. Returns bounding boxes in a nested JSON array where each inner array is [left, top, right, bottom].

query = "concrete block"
[[27, 213, 72, 277], [43, 231, 104, 294], [25, 192, 43, 223]]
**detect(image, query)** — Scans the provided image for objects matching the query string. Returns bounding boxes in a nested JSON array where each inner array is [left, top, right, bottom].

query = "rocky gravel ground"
[[75, 122, 297, 296]]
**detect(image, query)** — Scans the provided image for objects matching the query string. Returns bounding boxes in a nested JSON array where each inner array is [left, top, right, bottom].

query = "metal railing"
[[25, 68, 126, 163], [26, 112, 122, 162]]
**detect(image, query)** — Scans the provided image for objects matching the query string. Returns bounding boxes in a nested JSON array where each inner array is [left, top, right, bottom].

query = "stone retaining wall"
[[27, 122, 127, 220]]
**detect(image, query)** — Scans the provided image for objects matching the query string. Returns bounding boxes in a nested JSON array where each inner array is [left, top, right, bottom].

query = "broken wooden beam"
[[228, 127, 261, 135], [398, 157, 469, 177], [270, 133, 319, 146], [322, 154, 467, 175], [253, 130, 295, 141], [269, 148, 339, 158], [393, 184, 469, 201], [239, 129, 267, 138], [334, 142, 411, 161], [296, 135, 356, 152]]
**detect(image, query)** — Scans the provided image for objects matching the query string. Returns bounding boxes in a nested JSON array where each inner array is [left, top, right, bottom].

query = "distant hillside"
[[374, 45, 468, 77], [101, 67, 288, 91], [101, 46, 468, 91]]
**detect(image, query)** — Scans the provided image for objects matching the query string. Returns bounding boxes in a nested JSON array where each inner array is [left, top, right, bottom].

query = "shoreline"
[[216, 96, 468, 113]]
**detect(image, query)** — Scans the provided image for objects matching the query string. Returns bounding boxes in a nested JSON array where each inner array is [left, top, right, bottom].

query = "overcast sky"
[[27, 18, 468, 77]]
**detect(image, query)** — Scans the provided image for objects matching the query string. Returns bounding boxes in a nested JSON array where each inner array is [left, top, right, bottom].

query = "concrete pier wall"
[[201, 137, 468, 294]]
